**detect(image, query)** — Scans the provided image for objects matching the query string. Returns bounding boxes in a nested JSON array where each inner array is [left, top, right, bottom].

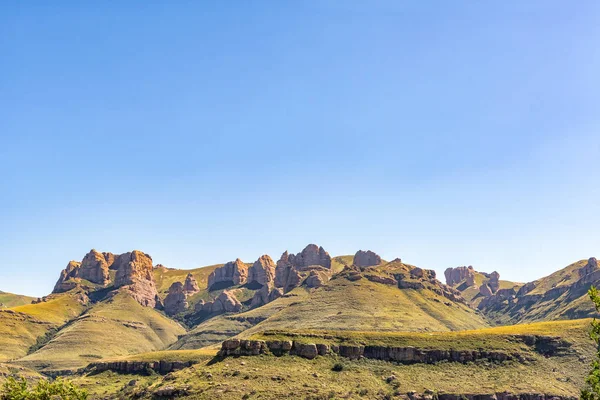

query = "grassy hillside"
[[15, 291, 186, 373], [480, 259, 600, 324], [0, 291, 35, 308], [73, 319, 595, 399], [0, 292, 88, 362], [173, 267, 489, 350]]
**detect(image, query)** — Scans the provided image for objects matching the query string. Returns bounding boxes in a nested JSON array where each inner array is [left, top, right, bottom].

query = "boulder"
[[183, 273, 199, 294], [353, 250, 382, 268], [248, 255, 277, 286], [164, 282, 188, 316], [207, 259, 248, 289]]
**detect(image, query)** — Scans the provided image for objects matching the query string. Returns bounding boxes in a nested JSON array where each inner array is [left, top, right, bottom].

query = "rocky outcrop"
[[444, 266, 476, 286], [274, 244, 332, 292], [164, 282, 188, 315], [87, 360, 195, 375], [250, 284, 283, 308], [113, 251, 160, 308], [488, 271, 500, 293], [183, 273, 199, 294], [197, 290, 242, 314], [304, 269, 329, 288], [218, 339, 522, 363], [207, 259, 248, 289], [248, 255, 276, 286], [289, 244, 331, 270], [479, 284, 493, 297], [353, 250, 382, 268], [53, 261, 82, 292], [579, 257, 598, 278], [79, 249, 111, 285]]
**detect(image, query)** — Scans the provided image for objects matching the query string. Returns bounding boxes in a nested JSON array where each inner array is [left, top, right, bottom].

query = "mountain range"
[[0, 244, 598, 399]]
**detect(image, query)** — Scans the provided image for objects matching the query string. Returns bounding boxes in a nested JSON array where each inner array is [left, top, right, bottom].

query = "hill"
[[15, 291, 186, 374], [477, 258, 600, 324], [0, 291, 88, 362], [172, 259, 489, 350], [0, 291, 36, 308], [74, 319, 594, 399]]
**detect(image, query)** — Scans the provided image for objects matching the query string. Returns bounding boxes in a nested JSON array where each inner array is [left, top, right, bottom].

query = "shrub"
[[331, 362, 344, 372], [1, 377, 88, 400]]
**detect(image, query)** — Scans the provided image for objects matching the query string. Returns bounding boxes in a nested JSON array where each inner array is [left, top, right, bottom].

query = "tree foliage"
[[1, 377, 87, 400], [582, 286, 600, 399]]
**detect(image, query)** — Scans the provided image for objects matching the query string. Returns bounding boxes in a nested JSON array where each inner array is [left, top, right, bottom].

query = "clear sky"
[[1, 2, 599, 297]]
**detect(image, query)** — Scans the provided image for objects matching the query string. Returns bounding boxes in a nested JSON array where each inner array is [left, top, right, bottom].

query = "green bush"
[[1, 377, 88, 400], [331, 362, 344, 372]]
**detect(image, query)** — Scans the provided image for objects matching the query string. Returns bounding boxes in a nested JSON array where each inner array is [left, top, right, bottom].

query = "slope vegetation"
[[0, 291, 35, 308], [16, 291, 186, 373]]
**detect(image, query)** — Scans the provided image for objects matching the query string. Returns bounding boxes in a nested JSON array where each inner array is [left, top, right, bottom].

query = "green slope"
[[0, 291, 36, 308], [15, 291, 186, 373], [0, 292, 88, 362], [172, 261, 489, 349]]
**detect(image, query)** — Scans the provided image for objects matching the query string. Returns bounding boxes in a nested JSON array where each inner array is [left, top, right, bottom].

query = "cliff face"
[[53, 249, 161, 308]]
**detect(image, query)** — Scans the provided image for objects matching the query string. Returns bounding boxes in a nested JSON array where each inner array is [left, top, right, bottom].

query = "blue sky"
[[1, 2, 599, 297]]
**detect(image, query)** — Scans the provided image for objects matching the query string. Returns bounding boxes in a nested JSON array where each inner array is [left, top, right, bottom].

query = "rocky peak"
[[79, 249, 110, 285], [288, 244, 332, 270], [248, 255, 276, 286], [444, 266, 476, 287], [207, 258, 248, 289], [53, 261, 82, 293], [164, 282, 188, 316], [488, 271, 500, 293], [353, 250, 382, 268], [183, 273, 199, 294], [113, 250, 160, 308]]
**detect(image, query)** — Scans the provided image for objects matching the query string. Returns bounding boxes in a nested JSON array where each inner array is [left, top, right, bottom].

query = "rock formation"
[[353, 250, 382, 268], [113, 251, 160, 308], [274, 244, 332, 293], [198, 291, 242, 314], [304, 269, 329, 288], [488, 271, 500, 293], [287, 244, 331, 270], [444, 266, 476, 286], [53, 261, 82, 292], [250, 284, 282, 308], [207, 259, 248, 289], [579, 257, 598, 278], [78, 249, 111, 285], [164, 282, 188, 315], [248, 255, 276, 286], [479, 283, 493, 297], [183, 273, 199, 294]]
